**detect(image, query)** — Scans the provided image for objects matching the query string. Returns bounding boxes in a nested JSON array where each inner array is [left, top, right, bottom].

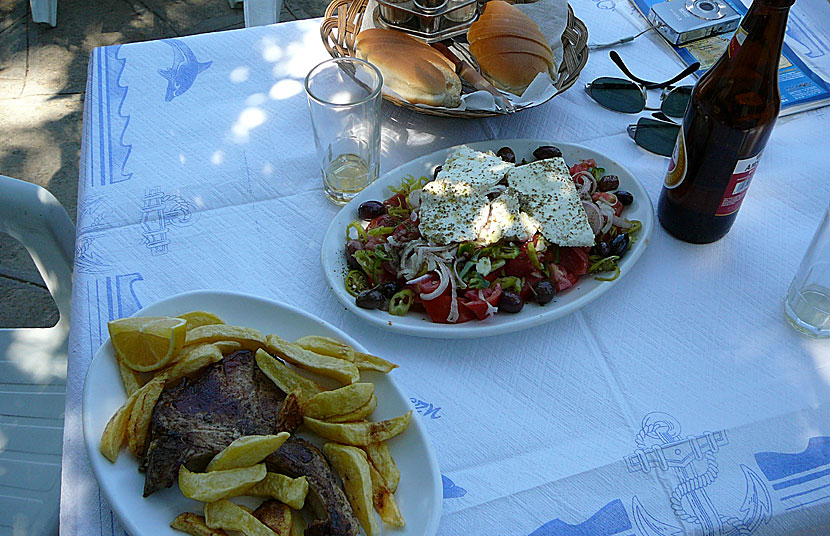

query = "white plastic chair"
[[243, 0, 283, 26], [29, 0, 57, 26], [0, 175, 74, 535]]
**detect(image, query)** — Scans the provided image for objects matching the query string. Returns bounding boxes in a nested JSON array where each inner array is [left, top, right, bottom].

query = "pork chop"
[[142, 350, 284, 496]]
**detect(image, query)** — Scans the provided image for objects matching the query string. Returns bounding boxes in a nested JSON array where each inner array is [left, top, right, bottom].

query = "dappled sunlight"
[[269, 79, 303, 100], [245, 93, 268, 106], [263, 163, 274, 176], [211, 150, 225, 165], [3, 328, 68, 382], [229, 66, 250, 83], [231, 107, 268, 144]]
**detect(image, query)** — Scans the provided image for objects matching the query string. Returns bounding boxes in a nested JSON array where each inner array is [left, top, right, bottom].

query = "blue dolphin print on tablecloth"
[[442, 475, 467, 499], [529, 499, 633, 536], [158, 39, 212, 101]]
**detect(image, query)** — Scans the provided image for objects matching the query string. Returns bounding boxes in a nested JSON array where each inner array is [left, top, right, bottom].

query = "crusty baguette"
[[355, 29, 462, 108], [467, 0, 554, 96]]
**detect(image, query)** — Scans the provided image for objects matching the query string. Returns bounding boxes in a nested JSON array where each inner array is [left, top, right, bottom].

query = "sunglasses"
[[627, 117, 680, 157]]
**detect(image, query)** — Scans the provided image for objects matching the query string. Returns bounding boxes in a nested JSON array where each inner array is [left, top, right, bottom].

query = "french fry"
[[367, 460, 405, 526], [255, 349, 324, 400], [352, 351, 398, 373], [304, 383, 374, 420], [177, 311, 225, 331], [178, 464, 266, 502], [293, 335, 398, 373], [252, 500, 292, 535], [127, 374, 166, 458], [293, 335, 355, 361], [326, 395, 377, 423], [245, 473, 308, 510], [170, 512, 229, 536], [206, 433, 289, 472], [289, 509, 305, 536], [275, 389, 304, 433], [163, 343, 224, 384], [213, 340, 242, 354], [117, 354, 144, 395], [303, 412, 412, 446], [266, 335, 360, 385], [364, 441, 400, 493], [100, 375, 166, 462], [204, 500, 278, 536], [323, 443, 379, 536], [186, 325, 266, 351]]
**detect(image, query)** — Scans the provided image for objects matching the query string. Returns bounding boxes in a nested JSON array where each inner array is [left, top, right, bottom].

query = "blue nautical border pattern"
[[442, 475, 467, 499], [91, 45, 132, 187], [787, 12, 828, 59], [158, 39, 212, 102], [755, 436, 830, 513], [530, 499, 634, 536], [626, 412, 771, 536], [140, 188, 199, 255], [75, 194, 111, 273]]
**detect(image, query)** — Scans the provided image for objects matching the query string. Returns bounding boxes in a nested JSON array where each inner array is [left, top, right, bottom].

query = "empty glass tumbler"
[[304, 57, 383, 205], [784, 203, 830, 338]]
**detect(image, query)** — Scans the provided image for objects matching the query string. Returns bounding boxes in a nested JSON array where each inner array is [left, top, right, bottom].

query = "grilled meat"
[[267, 438, 361, 536], [141, 350, 284, 496]]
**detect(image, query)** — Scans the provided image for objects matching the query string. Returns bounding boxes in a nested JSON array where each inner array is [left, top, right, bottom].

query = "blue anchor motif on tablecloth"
[[158, 39, 212, 101], [626, 412, 772, 536], [140, 188, 198, 255], [75, 195, 111, 273]]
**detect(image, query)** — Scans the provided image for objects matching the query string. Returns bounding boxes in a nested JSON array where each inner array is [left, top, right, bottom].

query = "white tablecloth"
[[62, 2, 830, 535]]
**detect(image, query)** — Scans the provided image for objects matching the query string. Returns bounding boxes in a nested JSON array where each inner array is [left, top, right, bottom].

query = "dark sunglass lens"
[[634, 119, 680, 156], [589, 77, 645, 113], [661, 86, 692, 118]]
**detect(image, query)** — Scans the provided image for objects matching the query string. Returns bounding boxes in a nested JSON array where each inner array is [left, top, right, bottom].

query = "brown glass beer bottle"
[[657, 0, 795, 243]]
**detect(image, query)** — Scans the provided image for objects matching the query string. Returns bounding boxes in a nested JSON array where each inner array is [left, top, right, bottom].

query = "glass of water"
[[784, 203, 830, 338], [304, 57, 383, 205]]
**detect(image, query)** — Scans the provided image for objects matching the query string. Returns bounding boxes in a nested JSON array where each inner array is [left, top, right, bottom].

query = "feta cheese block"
[[437, 145, 514, 194], [507, 159, 595, 247], [419, 178, 491, 245], [477, 189, 538, 245]]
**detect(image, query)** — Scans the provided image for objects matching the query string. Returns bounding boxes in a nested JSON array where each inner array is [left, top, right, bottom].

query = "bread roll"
[[467, 1, 555, 96], [355, 29, 462, 108]]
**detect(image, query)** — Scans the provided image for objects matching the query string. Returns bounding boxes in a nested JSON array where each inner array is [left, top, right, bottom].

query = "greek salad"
[[343, 144, 641, 324]]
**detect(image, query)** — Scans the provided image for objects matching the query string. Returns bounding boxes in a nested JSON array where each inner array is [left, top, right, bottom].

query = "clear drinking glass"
[[784, 203, 830, 338], [304, 57, 383, 205]]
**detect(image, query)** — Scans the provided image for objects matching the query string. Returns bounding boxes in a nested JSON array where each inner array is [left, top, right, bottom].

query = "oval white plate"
[[82, 290, 442, 536], [322, 139, 654, 338]]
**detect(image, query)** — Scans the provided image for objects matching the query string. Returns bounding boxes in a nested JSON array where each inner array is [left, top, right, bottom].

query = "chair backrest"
[[244, 0, 283, 27], [0, 174, 75, 536]]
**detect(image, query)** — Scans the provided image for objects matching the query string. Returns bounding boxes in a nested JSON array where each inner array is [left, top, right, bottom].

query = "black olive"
[[358, 201, 386, 220], [433, 165, 443, 180], [591, 241, 611, 257], [496, 147, 516, 163], [533, 145, 563, 160], [533, 280, 555, 305], [345, 240, 362, 270], [356, 289, 384, 310], [615, 190, 634, 206], [597, 174, 620, 192], [379, 282, 399, 299], [499, 291, 524, 313], [611, 233, 630, 257]]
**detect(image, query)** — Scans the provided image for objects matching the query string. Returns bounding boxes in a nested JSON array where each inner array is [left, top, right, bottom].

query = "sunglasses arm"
[[610, 51, 701, 89]]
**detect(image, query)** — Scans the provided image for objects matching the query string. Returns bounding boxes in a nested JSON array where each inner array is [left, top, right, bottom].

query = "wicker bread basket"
[[320, 0, 588, 118], [320, 0, 589, 118]]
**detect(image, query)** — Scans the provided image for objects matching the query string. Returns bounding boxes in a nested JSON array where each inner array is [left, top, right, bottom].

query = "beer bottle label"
[[663, 128, 687, 189], [715, 153, 762, 216], [728, 25, 748, 58]]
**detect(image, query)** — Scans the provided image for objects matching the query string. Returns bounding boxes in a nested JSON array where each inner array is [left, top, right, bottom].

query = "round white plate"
[[82, 290, 442, 536], [321, 139, 654, 338]]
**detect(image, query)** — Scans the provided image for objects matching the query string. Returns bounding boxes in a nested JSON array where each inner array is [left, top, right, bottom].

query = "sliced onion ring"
[[582, 201, 604, 235]]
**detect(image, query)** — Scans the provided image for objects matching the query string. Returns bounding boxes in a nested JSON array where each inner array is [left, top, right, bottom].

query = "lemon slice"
[[108, 316, 187, 372]]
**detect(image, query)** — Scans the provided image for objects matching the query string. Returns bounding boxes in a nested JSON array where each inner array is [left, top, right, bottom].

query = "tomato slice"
[[367, 213, 396, 230], [548, 263, 578, 292], [421, 293, 475, 324], [384, 192, 408, 209], [559, 247, 590, 277]]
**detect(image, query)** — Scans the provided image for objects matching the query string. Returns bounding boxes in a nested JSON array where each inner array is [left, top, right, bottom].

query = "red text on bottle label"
[[716, 153, 761, 216]]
